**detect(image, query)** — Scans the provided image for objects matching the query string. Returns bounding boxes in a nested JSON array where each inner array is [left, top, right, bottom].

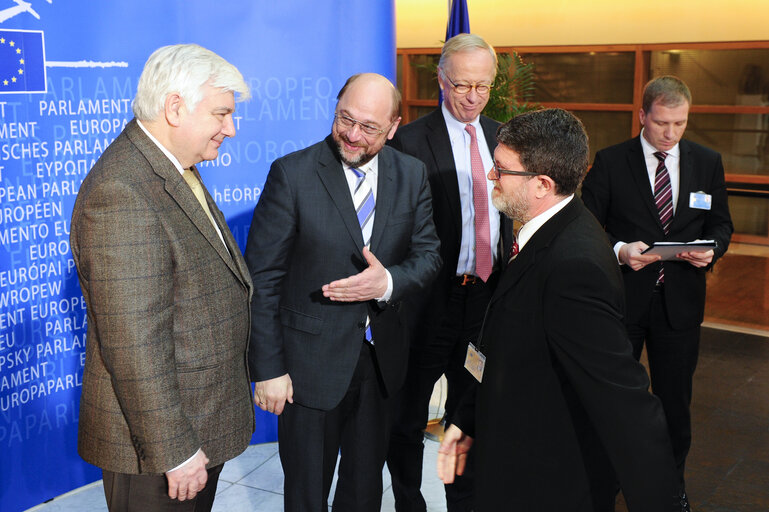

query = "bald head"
[[336, 73, 401, 122], [332, 73, 402, 167]]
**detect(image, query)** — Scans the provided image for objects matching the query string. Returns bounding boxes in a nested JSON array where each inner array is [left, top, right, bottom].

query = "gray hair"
[[132, 44, 250, 121], [642, 75, 692, 113], [438, 33, 498, 77]]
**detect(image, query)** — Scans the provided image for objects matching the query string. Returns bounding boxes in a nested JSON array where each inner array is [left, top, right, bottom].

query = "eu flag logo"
[[0, 29, 46, 94]]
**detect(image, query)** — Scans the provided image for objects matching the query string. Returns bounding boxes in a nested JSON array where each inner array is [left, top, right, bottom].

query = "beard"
[[333, 133, 377, 167], [492, 185, 529, 224]]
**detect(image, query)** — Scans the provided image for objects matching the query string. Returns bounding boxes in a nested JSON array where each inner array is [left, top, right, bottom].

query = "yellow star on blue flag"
[[0, 29, 46, 94]]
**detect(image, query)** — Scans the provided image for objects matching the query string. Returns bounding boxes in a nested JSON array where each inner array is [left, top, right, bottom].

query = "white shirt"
[[517, 195, 574, 252], [441, 103, 502, 276], [613, 131, 681, 262], [341, 157, 393, 301]]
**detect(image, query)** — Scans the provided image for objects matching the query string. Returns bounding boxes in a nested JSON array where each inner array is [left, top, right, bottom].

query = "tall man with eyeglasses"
[[386, 33, 513, 512], [244, 73, 440, 512], [437, 108, 680, 512]]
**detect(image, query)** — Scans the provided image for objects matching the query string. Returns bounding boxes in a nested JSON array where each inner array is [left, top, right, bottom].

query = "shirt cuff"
[[613, 241, 626, 265], [167, 448, 201, 473], [377, 269, 394, 302]]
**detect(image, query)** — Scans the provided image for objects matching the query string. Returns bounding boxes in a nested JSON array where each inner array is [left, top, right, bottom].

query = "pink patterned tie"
[[465, 124, 492, 282]]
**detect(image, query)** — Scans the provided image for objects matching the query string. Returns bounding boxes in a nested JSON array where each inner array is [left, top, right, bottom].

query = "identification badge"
[[464, 342, 486, 383], [689, 191, 712, 210]]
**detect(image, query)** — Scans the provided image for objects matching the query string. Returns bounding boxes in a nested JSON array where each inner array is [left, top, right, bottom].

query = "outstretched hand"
[[322, 247, 388, 301]]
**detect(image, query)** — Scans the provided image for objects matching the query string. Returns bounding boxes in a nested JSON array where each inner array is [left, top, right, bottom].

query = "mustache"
[[341, 136, 365, 148]]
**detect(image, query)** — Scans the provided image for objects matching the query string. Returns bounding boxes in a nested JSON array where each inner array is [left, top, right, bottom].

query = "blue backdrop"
[[0, 2, 395, 510]]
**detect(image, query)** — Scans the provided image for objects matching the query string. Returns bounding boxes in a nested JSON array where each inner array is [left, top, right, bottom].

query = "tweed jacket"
[[71, 119, 254, 474]]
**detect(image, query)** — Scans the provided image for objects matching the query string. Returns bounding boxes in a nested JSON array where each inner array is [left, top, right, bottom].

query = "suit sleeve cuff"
[[167, 447, 201, 473]]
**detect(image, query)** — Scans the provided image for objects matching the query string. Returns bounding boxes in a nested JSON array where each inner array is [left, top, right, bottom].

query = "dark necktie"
[[653, 151, 672, 283]]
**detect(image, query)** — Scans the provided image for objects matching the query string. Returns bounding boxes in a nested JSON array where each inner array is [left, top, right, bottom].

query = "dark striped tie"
[[351, 167, 375, 343], [653, 151, 672, 283]]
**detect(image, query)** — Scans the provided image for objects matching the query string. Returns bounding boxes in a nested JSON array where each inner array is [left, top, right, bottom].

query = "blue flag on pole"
[[445, 0, 470, 41], [0, 29, 46, 94]]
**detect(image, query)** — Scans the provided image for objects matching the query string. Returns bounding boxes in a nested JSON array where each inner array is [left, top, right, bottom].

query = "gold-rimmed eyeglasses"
[[334, 113, 389, 137], [490, 163, 540, 180], [443, 73, 493, 95]]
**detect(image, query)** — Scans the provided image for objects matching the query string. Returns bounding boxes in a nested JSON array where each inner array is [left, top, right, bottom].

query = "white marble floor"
[[26, 440, 449, 512]]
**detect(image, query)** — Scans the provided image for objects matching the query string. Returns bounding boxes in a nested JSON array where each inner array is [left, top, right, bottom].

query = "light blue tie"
[[352, 167, 375, 343], [352, 168, 375, 248]]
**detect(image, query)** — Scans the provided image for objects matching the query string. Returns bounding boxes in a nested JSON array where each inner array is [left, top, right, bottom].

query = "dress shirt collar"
[[342, 154, 379, 180], [136, 119, 188, 176], [639, 128, 681, 160], [517, 195, 574, 252], [441, 102, 482, 142]]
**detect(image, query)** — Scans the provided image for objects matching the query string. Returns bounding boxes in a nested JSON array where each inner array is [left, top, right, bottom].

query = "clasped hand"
[[254, 374, 294, 415], [166, 449, 209, 501]]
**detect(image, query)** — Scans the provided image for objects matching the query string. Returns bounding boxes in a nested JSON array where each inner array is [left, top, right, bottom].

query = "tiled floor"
[[28, 439, 448, 511]]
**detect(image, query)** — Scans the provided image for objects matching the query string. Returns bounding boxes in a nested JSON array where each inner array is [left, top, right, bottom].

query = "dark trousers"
[[627, 287, 700, 489], [387, 279, 491, 512], [102, 464, 223, 512], [279, 342, 390, 512]]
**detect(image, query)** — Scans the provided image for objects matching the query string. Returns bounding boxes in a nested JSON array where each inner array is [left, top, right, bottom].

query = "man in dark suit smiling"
[[245, 73, 440, 512], [386, 34, 512, 512]]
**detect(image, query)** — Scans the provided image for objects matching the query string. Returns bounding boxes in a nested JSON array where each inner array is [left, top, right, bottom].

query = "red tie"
[[509, 239, 519, 262], [653, 151, 672, 283], [465, 124, 492, 282]]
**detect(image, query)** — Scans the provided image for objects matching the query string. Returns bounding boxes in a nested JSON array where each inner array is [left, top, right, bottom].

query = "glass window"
[[650, 49, 769, 105], [409, 54, 440, 100], [525, 52, 635, 104], [687, 113, 769, 176], [572, 111, 634, 165], [728, 194, 769, 237], [407, 106, 437, 122]]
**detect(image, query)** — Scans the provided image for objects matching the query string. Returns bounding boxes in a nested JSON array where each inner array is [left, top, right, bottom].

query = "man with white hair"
[[71, 44, 254, 511]]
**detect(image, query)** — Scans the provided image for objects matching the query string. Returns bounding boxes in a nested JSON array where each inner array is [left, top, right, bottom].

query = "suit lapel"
[[369, 148, 395, 253], [479, 115, 499, 154], [124, 120, 249, 289], [424, 110, 463, 240], [671, 139, 694, 231], [479, 115, 513, 264], [627, 136, 664, 231], [196, 172, 253, 294], [489, 198, 581, 306], [316, 137, 366, 251]]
